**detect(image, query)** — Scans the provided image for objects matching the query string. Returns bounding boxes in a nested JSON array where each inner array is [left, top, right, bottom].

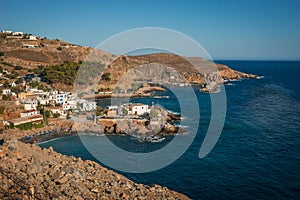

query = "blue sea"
[[39, 61, 300, 199]]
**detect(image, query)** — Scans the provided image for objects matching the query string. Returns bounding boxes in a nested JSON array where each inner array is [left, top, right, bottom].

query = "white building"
[[20, 110, 38, 118], [39, 99, 50, 105], [1, 30, 12, 34], [63, 100, 77, 110], [125, 103, 151, 115], [46, 107, 66, 119], [21, 99, 38, 110], [11, 81, 16, 87], [29, 35, 37, 40], [2, 89, 11, 95], [51, 90, 59, 95], [79, 101, 96, 111], [55, 93, 68, 104], [12, 31, 23, 36], [22, 44, 37, 48]]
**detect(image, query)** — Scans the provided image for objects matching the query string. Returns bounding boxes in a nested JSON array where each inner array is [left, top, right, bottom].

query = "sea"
[[39, 61, 300, 199]]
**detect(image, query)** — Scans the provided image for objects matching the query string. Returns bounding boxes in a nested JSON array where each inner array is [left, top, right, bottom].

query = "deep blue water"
[[39, 61, 300, 199]]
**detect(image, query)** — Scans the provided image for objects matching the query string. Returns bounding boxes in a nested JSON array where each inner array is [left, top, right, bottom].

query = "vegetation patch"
[[41, 62, 104, 85]]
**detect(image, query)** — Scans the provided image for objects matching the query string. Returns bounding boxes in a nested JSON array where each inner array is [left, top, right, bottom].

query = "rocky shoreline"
[[0, 138, 189, 199], [0, 116, 190, 199]]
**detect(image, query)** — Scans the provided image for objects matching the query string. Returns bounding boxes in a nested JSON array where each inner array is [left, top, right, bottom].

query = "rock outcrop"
[[0, 138, 189, 199]]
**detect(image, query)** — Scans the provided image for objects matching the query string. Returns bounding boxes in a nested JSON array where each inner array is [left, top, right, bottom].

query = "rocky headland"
[[0, 32, 257, 93]]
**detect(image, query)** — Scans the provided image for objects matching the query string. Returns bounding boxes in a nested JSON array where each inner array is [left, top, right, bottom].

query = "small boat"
[[256, 76, 264, 79]]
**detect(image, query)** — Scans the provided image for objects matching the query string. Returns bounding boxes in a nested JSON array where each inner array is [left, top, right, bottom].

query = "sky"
[[1, 0, 300, 60]]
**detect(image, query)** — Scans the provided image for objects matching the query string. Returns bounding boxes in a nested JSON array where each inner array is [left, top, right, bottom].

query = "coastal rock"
[[0, 138, 190, 199]]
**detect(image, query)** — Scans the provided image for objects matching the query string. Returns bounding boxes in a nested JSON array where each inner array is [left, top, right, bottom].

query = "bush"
[[0, 52, 4, 57], [53, 113, 60, 118], [34, 123, 43, 129], [14, 66, 24, 70], [33, 68, 43, 74], [101, 73, 111, 81], [44, 110, 51, 118], [16, 122, 33, 130], [1, 62, 13, 66], [41, 62, 104, 85], [57, 47, 62, 51], [0, 106, 4, 114], [29, 81, 39, 88], [2, 95, 12, 101]]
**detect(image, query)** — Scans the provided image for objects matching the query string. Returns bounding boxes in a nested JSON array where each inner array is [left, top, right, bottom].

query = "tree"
[[15, 78, 23, 84], [101, 73, 111, 81], [44, 110, 51, 118], [2, 95, 11, 101], [14, 66, 23, 70], [0, 52, 4, 57], [53, 113, 60, 118], [0, 106, 5, 114], [3, 81, 10, 88], [29, 81, 39, 88]]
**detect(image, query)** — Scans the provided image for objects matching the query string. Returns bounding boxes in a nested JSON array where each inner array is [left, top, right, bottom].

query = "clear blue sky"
[[1, 0, 300, 60]]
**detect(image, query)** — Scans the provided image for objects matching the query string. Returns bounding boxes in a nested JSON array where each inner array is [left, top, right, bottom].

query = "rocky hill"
[[101, 53, 256, 90], [0, 33, 113, 69], [0, 32, 256, 91]]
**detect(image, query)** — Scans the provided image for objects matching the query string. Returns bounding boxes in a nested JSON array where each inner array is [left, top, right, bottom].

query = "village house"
[[20, 110, 39, 118], [79, 101, 97, 111], [45, 107, 66, 118], [22, 44, 38, 48], [51, 90, 59, 95], [39, 99, 50, 105], [106, 105, 122, 116], [21, 99, 38, 110], [125, 103, 151, 116], [2, 89, 11, 95], [6, 35, 23, 39], [18, 91, 34, 100], [1, 30, 12, 34], [63, 100, 77, 110], [55, 93, 68, 104], [12, 31, 23, 36], [29, 35, 37, 40]]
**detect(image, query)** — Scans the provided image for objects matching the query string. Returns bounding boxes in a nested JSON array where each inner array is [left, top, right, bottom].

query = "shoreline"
[[0, 120, 190, 199]]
